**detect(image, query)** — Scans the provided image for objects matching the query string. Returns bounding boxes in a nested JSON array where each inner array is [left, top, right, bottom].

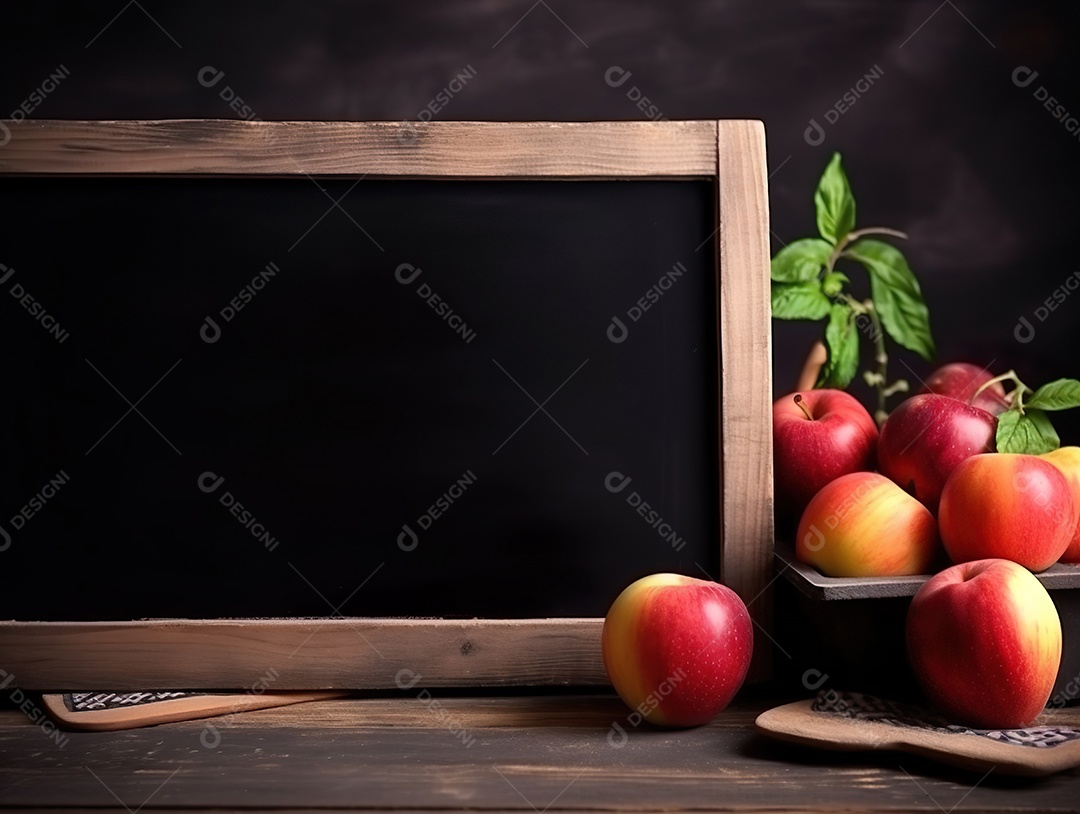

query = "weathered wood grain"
[[0, 695, 1076, 811], [0, 118, 776, 690], [0, 618, 605, 691], [0, 120, 718, 178], [778, 543, 1080, 600], [715, 121, 774, 679]]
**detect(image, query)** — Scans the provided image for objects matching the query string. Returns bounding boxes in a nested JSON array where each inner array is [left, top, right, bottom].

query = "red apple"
[[602, 574, 752, 727], [920, 362, 1009, 415], [773, 389, 878, 514], [939, 453, 1074, 571], [878, 394, 996, 512], [796, 472, 939, 577], [1040, 447, 1080, 563], [907, 558, 1062, 728]]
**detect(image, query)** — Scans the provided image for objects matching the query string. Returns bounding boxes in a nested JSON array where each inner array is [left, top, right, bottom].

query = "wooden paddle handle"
[[796, 341, 827, 391], [42, 691, 350, 732]]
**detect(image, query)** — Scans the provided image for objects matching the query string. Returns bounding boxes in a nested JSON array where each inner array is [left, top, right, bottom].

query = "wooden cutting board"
[[42, 690, 349, 731], [756, 690, 1080, 777]]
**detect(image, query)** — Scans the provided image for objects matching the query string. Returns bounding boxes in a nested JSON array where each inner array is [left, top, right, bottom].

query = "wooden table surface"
[[1, 692, 1078, 812]]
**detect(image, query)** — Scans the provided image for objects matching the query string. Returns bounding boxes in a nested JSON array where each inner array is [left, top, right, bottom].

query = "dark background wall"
[[4, 0, 1078, 430], [1, 0, 1079, 694]]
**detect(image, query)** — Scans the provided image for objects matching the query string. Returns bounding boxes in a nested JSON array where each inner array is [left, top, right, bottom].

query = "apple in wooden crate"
[[1040, 446, 1080, 563], [602, 574, 752, 727], [907, 559, 1061, 728], [795, 472, 939, 577], [877, 394, 996, 512], [939, 453, 1075, 572], [772, 389, 878, 514]]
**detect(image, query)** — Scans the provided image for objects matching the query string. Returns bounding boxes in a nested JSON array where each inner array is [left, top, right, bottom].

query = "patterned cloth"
[[812, 690, 1080, 749], [63, 691, 197, 712]]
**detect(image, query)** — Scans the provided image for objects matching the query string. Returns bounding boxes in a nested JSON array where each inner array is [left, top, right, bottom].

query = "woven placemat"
[[757, 690, 1080, 777]]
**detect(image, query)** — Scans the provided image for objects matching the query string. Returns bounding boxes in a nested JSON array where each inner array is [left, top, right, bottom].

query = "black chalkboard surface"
[[0, 176, 719, 620], [0, 120, 773, 691]]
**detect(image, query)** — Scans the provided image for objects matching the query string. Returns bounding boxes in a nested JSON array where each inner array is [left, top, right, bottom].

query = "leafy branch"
[[771, 153, 935, 424], [973, 373, 1080, 454]]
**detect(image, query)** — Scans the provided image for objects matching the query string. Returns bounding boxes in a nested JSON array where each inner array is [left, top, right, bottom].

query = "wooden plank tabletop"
[[0, 693, 1077, 812]]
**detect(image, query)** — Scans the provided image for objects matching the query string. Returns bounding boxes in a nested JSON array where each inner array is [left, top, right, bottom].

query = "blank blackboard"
[[0, 120, 775, 691], [0, 175, 720, 620]]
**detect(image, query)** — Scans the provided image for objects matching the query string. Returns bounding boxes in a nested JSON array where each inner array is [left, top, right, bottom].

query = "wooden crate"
[[776, 543, 1080, 701], [0, 120, 773, 690]]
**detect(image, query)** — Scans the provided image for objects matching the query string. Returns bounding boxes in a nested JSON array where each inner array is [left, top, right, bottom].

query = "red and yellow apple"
[[907, 558, 1061, 728], [939, 453, 1075, 572], [773, 389, 878, 514], [1040, 446, 1080, 563], [796, 472, 939, 577], [878, 394, 996, 512], [602, 574, 752, 727]]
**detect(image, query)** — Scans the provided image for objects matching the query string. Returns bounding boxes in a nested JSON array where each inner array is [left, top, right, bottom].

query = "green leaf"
[[814, 153, 856, 244], [1026, 379, 1080, 411], [771, 281, 831, 320], [846, 239, 936, 361], [821, 271, 849, 298], [770, 238, 833, 283], [996, 409, 1060, 455], [816, 303, 860, 389]]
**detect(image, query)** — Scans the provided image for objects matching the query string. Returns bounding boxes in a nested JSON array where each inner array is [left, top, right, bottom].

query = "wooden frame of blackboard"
[[0, 119, 773, 690]]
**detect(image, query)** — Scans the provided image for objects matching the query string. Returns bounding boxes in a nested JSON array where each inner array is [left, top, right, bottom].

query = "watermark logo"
[[1012, 468, 1074, 528], [1, 469, 71, 552], [0, 669, 69, 747], [397, 524, 419, 552], [1047, 671, 1080, 713], [197, 66, 260, 121], [395, 669, 476, 747], [802, 523, 826, 553], [398, 470, 477, 551], [1015, 317, 1036, 344], [604, 471, 631, 494], [198, 66, 224, 88], [606, 316, 629, 344], [604, 66, 666, 121], [199, 261, 281, 343], [1012, 66, 1080, 142], [1, 263, 70, 343], [398, 66, 478, 144], [200, 725, 221, 749], [2, 65, 71, 147], [605, 471, 686, 552], [201, 667, 280, 748], [800, 476, 874, 552], [607, 668, 686, 747], [804, 65, 885, 146], [1012, 269, 1080, 344], [606, 261, 687, 344], [198, 471, 280, 552], [394, 263, 477, 344]]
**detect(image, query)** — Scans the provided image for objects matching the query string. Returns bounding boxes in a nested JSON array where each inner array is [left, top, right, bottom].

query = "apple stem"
[[972, 369, 1030, 414], [793, 393, 815, 421]]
